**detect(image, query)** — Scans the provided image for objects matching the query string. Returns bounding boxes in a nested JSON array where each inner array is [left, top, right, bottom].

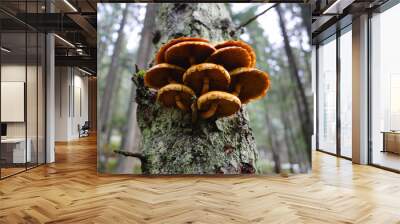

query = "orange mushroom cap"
[[165, 41, 215, 68], [206, 46, 251, 71], [144, 63, 185, 89], [155, 37, 209, 64], [197, 91, 241, 118], [183, 63, 230, 96], [157, 83, 195, 111], [214, 40, 256, 67], [230, 67, 270, 104]]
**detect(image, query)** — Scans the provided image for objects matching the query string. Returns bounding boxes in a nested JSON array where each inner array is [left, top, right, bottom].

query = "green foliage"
[[137, 70, 146, 78], [107, 157, 118, 171], [133, 164, 142, 174], [256, 160, 274, 174]]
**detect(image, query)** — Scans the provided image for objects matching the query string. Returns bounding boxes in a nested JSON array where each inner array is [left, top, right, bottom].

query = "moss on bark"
[[135, 3, 258, 174]]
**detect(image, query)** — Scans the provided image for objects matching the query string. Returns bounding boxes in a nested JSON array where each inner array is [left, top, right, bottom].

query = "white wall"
[[1, 63, 46, 164], [55, 66, 69, 141], [55, 67, 89, 141], [1, 65, 41, 138], [1, 65, 26, 137]]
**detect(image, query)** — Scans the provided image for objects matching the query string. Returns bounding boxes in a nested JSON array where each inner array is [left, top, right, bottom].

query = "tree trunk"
[[264, 112, 281, 173], [99, 5, 130, 146], [276, 5, 311, 153], [118, 4, 158, 173], [121, 4, 158, 152], [131, 3, 258, 174]]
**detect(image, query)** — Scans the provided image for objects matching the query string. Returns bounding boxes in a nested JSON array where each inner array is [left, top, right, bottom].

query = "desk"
[[382, 131, 400, 154], [1, 138, 31, 163]]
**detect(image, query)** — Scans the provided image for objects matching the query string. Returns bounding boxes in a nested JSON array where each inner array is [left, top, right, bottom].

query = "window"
[[318, 36, 337, 154], [339, 28, 352, 158], [370, 3, 400, 171]]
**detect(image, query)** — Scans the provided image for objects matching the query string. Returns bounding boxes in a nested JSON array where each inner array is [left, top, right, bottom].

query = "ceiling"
[[311, 0, 389, 44], [0, 0, 97, 75]]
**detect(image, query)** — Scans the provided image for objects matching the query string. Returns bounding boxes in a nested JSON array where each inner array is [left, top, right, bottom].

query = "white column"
[[46, 32, 55, 163], [311, 45, 317, 151], [352, 14, 369, 164]]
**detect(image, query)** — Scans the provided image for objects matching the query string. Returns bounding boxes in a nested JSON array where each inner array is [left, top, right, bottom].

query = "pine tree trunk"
[[276, 5, 311, 153], [132, 3, 258, 174], [118, 4, 158, 173], [100, 5, 130, 146]]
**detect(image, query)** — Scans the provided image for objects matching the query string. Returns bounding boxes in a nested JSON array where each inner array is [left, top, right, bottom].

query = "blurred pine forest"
[[98, 3, 312, 174]]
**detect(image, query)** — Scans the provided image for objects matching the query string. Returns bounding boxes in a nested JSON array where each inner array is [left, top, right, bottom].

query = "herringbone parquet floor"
[[1, 135, 400, 224]]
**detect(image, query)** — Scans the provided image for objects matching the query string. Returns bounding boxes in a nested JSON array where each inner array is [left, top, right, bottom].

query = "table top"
[[1, 138, 28, 143], [381, 131, 400, 134]]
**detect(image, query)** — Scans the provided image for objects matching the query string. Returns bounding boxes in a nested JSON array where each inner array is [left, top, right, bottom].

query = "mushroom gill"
[[144, 63, 185, 89], [157, 83, 195, 111], [206, 46, 251, 71], [183, 63, 230, 96], [229, 67, 270, 104], [214, 40, 256, 68], [197, 91, 241, 119], [165, 41, 215, 68]]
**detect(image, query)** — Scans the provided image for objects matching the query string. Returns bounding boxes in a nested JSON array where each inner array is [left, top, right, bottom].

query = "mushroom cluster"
[[144, 37, 270, 120]]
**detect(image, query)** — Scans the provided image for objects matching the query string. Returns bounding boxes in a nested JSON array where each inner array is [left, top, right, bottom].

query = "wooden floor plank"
[[0, 135, 400, 223]]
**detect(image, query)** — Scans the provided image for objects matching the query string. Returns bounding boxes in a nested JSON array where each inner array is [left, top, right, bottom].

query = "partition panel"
[[317, 35, 337, 154], [370, 3, 400, 171], [0, 1, 47, 179]]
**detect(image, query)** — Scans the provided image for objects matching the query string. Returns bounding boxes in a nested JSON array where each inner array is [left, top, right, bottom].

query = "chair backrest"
[[82, 121, 90, 129]]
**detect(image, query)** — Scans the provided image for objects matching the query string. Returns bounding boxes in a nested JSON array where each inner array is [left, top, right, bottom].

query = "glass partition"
[[1, 30, 28, 177], [38, 32, 45, 165], [371, 3, 400, 171], [339, 28, 352, 158], [317, 36, 337, 154], [0, 1, 46, 179], [27, 31, 38, 169]]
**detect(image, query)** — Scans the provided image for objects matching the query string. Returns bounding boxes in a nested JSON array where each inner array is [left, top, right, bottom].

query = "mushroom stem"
[[189, 56, 196, 65], [168, 77, 177, 84], [175, 95, 188, 111], [200, 103, 218, 119], [201, 77, 210, 94], [232, 83, 242, 96], [191, 102, 198, 123]]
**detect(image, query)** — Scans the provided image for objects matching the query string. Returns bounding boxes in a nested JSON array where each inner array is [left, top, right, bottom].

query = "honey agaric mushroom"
[[206, 46, 251, 71], [165, 41, 216, 68], [157, 83, 195, 111], [155, 37, 209, 64], [183, 63, 230, 96], [214, 40, 256, 68], [230, 67, 270, 104], [197, 91, 241, 119], [144, 63, 185, 89]]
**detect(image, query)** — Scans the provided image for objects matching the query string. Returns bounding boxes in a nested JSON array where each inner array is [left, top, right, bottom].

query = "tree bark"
[[276, 5, 311, 153], [131, 3, 258, 174], [264, 112, 281, 173], [99, 5, 130, 146], [118, 4, 158, 173]]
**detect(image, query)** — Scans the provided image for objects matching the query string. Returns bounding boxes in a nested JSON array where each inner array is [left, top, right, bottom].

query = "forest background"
[[98, 3, 312, 174]]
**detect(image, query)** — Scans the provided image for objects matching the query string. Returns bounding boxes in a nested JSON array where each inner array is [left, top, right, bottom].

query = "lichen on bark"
[[134, 3, 259, 174]]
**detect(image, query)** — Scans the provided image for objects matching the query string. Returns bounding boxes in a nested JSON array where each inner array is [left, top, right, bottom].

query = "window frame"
[[315, 21, 353, 160]]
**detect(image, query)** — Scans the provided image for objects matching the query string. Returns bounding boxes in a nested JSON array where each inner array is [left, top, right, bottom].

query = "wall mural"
[[98, 3, 312, 175]]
